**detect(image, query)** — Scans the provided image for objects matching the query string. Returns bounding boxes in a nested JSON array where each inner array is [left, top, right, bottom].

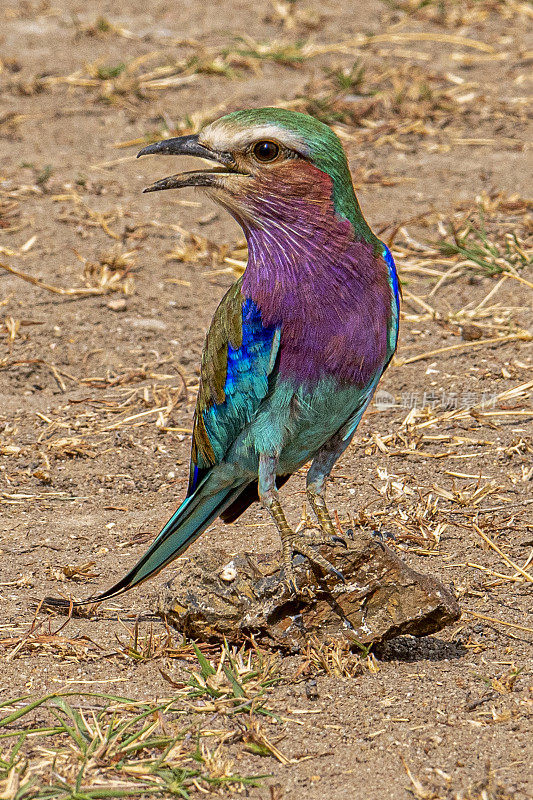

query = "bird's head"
[[138, 108, 371, 237]]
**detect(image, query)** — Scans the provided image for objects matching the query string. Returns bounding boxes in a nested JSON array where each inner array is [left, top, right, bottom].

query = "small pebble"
[[107, 298, 127, 312], [219, 560, 237, 582], [461, 324, 483, 341], [305, 679, 319, 700]]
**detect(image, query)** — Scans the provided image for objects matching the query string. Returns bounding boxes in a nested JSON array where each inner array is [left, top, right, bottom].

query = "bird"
[[47, 107, 400, 607]]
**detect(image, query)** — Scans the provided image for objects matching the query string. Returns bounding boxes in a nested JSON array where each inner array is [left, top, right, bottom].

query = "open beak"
[[137, 134, 242, 193]]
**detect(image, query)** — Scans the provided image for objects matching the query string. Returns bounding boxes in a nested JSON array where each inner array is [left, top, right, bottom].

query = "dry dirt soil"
[[0, 1, 532, 799]]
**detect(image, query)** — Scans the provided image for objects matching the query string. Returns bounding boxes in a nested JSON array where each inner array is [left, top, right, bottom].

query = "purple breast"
[[238, 164, 392, 388]]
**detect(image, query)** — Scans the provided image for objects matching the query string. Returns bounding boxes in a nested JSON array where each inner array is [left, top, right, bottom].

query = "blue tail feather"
[[79, 476, 243, 604]]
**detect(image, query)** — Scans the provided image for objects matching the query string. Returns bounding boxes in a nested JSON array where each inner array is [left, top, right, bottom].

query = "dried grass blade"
[[471, 524, 533, 582], [396, 333, 532, 366], [464, 610, 533, 635], [0, 261, 112, 297]]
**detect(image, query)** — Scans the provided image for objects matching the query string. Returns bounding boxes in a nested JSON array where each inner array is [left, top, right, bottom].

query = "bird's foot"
[[281, 530, 346, 594], [306, 489, 349, 548], [265, 492, 345, 593], [299, 526, 349, 549], [370, 528, 395, 543]]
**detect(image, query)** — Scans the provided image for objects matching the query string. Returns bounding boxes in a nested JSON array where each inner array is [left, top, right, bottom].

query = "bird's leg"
[[258, 454, 344, 591], [306, 480, 342, 542], [305, 432, 354, 545]]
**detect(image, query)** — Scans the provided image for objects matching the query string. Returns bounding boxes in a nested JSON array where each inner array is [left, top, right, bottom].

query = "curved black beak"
[[137, 134, 239, 193], [137, 134, 233, 165]]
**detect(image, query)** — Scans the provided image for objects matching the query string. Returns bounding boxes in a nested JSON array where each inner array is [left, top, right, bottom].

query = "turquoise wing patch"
[[188, 292, 280, 494]]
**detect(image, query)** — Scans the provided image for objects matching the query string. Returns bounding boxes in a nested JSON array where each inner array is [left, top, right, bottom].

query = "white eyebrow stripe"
[[199, 121, 310, 154]]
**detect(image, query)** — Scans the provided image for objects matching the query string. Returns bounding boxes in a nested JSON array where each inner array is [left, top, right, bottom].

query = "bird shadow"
[[374, 635, 466, 663]]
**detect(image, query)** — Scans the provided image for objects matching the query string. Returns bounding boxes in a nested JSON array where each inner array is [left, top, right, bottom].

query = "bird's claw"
[[284, 572, 299, 595], [282, 534, 345, 593], [371, 528, 395, 543], [328, 563, 346, 583], [331, 534, 349, 548]]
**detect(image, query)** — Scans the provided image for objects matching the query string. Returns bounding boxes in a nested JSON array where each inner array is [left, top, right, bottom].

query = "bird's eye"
[[253, 141, 280, 162]]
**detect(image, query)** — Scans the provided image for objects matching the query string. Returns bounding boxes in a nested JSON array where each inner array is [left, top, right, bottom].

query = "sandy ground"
[[0, 1, 532, 798]]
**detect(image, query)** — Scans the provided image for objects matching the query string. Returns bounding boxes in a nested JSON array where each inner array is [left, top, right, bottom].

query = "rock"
[[107, 298, 127, 312], [158, 529, 461, 650], [460, 323, 483, 341], [128, 317, 167, 331]]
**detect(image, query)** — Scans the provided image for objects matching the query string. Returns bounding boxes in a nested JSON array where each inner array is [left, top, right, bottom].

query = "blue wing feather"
[[187, 287, 280, 494], [202, 298, 280, 461]]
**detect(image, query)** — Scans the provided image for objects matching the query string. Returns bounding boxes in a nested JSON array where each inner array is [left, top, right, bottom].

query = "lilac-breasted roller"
[[50, 108, 400, 604]]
